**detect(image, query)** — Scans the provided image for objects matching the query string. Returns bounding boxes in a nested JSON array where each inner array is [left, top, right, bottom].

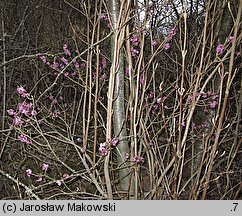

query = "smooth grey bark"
[[109, 0, 131, 192]]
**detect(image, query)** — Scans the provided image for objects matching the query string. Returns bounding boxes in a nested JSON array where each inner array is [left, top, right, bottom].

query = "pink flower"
[[216, 44, 224, 55], [49, 95, 54, 101], [130, 34, 140, 46], [209, 101, 217, 109], [60, 63, 65, 69], [101, 56, 107, 69], [227, 36, 234, 43], [188, 95, 193, 103], [61, 56, 69, 65], [26, 169, 32, 177], [151, 40, 157, 46], [63, 44, 71, 56], [18, 134, 30, 144], [16, 86, 29, 98], [156, 97, 163, 104], [139, 75, 145, 85], [131, 47, 139, 56], [147, 91, 154, 100], [73, 60, 80, 69], [71, 72, 77, 78], [76, 137, 82, 142], [132, 155, 144, 163], [125, 67, 130, 76], [56, 180, 62, 186], [7, 109, 15, 116], [125, 153, 129, 159], [18, 101, 33, 116], [49, 95, 57, 104], [152, 103, 160, 114], [167, 28, 176, 41], [52, 110, 60, 118], [99, 143, 108, 156], [64, 71, 69, 77], [202, 122, 208, 128], [80, 63, 86, 68], [163, 43, 170, 50], [25, 119, 30, 124], [36, 176, 43, 182], [13, 115, 24, 126], [42, 163, 49, 171], [50, 62, 59, 70], [58, 96, 64, 102], [63, 173, 70, 179], [111, 138, 119, 147], [100, 13, 108, 21], [38, 119, 44, 124], [39, 55, 47, 64], [31, 110, 37, 116]]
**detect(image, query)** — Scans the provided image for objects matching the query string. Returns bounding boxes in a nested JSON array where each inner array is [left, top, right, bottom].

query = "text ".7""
[[231, 203, 238, 212]]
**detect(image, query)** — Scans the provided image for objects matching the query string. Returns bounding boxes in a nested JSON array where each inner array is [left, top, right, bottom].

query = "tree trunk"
[[109, 0, 131, 193]]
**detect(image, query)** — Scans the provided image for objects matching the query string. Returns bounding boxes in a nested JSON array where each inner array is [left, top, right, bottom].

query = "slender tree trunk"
[[109, 0, 131, 193]]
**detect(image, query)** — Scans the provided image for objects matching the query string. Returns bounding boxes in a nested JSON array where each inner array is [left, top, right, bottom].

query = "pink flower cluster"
[[63, 44, 71, 56], [99, 138, 119, 156], [192, 121, 209, 130], [130, 34, 140, 46], [39, 44, 81, 78], [18, 134, 30, 144], [195, 91, 217, 109], [17, 86, 29, 98], [8, 87, 38, 130], [151, 40, 157, 46], [132, 155, 144, 164], [152, 96, 166, 114], [216, 44, 224, 55], [99, 143, 108, 156], [167, 28, 176, 41], [100, 13, 110, 28], [55, 173, 70, 186], [25, 163, 68, 187], [101, 56, 107, 69], [26, 169, 32, 177], [163, 27, 176, 51], [93, 55, 108, 82], [42, 163, 49, 172], [125, 67, 130, 77], [131, 47, 139, 57], [13, 115, 24, 126], [216, 35, 238, 55], [25, 163, 49, 182], [163, 43, 170, 50], [100, 13, 109, 21], [130, 34, 140, 57], [18, 101, 33, 116], [110, 138, 119, 146]]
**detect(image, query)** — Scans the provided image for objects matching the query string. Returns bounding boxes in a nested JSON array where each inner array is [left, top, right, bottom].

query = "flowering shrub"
[[2, 1, 241, 200]]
